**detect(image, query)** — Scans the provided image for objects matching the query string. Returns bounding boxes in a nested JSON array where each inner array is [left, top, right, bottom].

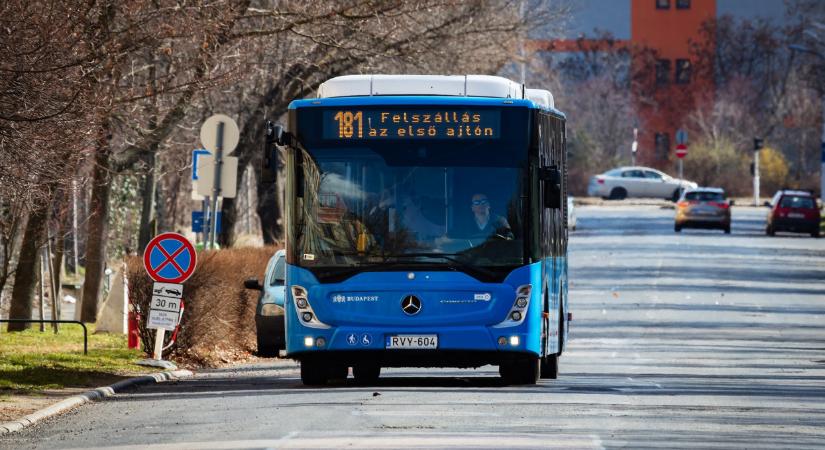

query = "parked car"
[[567, 196, 577, 231], [243, 249, 287, 356], [674, 187, 732, 233], [765, 190, 821, 238], [587, 166, 697, 201]]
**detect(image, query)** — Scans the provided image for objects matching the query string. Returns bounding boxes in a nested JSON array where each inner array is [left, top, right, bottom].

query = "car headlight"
[[260, 303, 280, 317]]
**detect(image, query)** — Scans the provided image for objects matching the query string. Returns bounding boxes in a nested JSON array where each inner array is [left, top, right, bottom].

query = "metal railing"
[[0, 319, 88, 355]]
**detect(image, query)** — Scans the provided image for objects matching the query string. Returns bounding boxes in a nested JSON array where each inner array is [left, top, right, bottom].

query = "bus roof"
[[299, 75, 562, 115]]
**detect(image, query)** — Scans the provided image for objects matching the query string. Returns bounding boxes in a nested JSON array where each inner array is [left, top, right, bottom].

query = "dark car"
[[243, 249, 286, 356], [674, 187, 732, 233], [766, 190, 820, 238]]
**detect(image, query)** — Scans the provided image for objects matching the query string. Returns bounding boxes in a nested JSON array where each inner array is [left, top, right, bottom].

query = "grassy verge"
[[0, 325, 147, 393]]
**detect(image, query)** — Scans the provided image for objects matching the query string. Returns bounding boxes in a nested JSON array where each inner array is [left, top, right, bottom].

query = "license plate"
[[385, 335, 438, 349], [788, 213, 804, 218]]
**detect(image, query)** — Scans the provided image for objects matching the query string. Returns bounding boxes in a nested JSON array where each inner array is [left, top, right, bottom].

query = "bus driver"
[[469, 193, 513, 240]]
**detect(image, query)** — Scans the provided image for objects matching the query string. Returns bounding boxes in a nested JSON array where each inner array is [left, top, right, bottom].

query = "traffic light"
[[753, 138, 764, 152], [750, 162, 755, 176]]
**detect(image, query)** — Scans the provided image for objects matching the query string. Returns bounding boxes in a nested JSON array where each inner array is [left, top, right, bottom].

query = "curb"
[[0, 369, 193, 435]]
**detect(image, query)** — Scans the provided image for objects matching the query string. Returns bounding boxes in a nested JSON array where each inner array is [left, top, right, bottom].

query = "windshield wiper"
[[388, 252, 496, 280]]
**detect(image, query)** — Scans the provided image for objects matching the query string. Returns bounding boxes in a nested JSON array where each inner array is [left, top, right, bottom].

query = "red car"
[[766, 190, 821, 238]]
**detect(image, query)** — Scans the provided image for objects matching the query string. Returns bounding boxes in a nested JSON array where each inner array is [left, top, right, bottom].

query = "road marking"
[[88, 432, 605, 449]]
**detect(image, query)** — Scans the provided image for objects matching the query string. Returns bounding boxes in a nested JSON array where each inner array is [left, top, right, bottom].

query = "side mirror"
[[262, 121, 292, 184], [763, 201, 771, 207], [728, 199, 735, 206], [540, 166, 562, 209], [244, 278, 263, 291]]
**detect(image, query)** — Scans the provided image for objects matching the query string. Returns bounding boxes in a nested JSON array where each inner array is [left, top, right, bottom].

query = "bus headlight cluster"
[[493, 284, 531, 328], [291, 285, 330, 329]]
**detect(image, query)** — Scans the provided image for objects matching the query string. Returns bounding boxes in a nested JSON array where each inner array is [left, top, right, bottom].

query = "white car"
[[567, 196, 577, 231], [587, 166, 697, 202]]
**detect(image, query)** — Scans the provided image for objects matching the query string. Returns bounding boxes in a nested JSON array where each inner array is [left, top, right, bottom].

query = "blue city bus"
[[264, 75, 569, 385]]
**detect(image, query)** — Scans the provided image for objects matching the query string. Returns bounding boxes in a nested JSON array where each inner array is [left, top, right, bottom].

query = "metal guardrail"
[[0, 319, 88, 355]]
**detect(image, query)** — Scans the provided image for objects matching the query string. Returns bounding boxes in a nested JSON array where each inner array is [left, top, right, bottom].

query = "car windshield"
[[269, 255, 285, 286], [685, 192, 725, 202], [779, 196, 815, 209]]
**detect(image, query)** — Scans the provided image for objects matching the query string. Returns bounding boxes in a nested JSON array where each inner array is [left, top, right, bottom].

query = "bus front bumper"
[[288, 325, 537, 367]]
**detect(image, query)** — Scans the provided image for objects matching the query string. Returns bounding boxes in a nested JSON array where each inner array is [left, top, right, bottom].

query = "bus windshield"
[[290, 115, 529, 279]]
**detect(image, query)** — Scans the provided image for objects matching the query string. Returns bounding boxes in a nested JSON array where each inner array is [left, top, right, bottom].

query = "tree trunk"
[[137, 153, 157, 253], [80, 120, 113, 323], [51, 216, 66, 325], [7, 205, 48, 331]]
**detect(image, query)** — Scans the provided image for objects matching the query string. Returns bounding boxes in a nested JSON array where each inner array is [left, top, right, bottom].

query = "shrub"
[[126, 246, 279, 366], [682, 138, 750, 195], [759, 147, 789, 194]]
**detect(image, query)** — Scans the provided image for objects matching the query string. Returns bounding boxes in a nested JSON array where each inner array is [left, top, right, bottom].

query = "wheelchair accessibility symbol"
[[360, 333, 372, 346]]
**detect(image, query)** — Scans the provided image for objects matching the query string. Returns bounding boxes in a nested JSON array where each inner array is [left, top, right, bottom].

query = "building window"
[[655, 59, 671, 85], [656, 0, 670, 9], [675, 59, 691, 84], [655, 132, 671, 160], [676, 0, 691, 9]]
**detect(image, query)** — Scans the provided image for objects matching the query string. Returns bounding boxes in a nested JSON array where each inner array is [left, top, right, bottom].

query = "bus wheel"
[[328, 364, 349, 383], [540, 310, 562, 379], [540, 355, 559, 379], [353, 363, 381, 385], [500, 357, 539, 385], [300, 359, 328, 386]]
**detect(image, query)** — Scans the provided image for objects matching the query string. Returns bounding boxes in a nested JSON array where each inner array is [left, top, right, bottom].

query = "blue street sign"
[[192, 211, 221, 233], [144, 232, 197, 283], [192, 149, 211, 181]]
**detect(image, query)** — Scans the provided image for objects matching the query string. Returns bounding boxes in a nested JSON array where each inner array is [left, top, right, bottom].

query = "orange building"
[[632, 0, 716, 165], [530, 0, 786, 167]]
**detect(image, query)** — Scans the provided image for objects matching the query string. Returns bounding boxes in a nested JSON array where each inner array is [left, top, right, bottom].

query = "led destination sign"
[[322, 109, 501, 140]]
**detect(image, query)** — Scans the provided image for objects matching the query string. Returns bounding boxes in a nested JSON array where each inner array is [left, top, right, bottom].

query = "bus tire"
[[328, 364, 349, 383], [300, 359, 328, 386], [500, 356, 539, 385], [541, 354, 559, 379], [353, 363, 381, 385]]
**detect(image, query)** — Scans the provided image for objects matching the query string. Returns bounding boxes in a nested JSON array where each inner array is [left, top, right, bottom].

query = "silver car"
[[587, 166, 697, 202]]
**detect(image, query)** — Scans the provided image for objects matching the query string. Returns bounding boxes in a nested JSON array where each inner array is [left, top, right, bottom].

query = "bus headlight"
[[493, 284, 531, 328], [291, 285, 330, 329]]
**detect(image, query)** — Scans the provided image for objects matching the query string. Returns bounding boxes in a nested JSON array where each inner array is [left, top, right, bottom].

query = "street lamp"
[[788, 44, 825, 203]]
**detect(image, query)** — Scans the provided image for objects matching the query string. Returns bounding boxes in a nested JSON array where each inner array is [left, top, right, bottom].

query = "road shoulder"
[[0, 369, 193, 435]]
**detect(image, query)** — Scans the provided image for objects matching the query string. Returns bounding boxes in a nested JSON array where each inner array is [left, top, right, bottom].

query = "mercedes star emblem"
[[401, 295, 422, 316]]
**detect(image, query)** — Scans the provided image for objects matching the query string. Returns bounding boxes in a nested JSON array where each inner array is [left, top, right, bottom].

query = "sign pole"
[[139, 232, 197, 369], [153, 328, 165, 360], [820, 93, 824, 203], [209, 122, 225, 249], [202, 195, 210, 246], [753, 150, 760, 206], [678, 159, 683, 181]]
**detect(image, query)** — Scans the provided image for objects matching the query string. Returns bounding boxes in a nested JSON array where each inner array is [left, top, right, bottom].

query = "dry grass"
[[126, 246, 279, 367]]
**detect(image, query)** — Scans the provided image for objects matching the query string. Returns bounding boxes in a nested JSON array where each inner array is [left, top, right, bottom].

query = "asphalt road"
[[4, 205, 825, 449]]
